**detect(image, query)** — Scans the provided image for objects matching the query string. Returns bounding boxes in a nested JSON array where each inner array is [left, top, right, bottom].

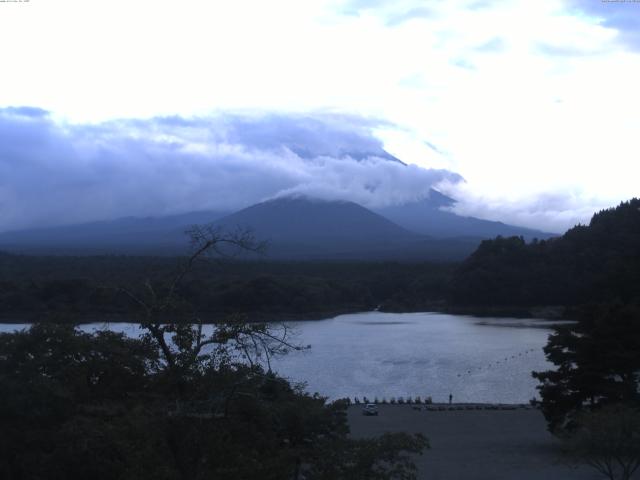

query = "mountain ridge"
[[0, 194, 552, 260], [374, 190, 556, 240]]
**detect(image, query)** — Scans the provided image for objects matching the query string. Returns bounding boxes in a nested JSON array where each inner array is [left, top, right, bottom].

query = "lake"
[[0, 311, 567, 404]]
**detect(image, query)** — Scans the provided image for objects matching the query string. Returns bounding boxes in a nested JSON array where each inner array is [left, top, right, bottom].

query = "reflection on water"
[[271, 312, 559, 403], [355, 321, 414, 325], [0, 311, 563, 403]]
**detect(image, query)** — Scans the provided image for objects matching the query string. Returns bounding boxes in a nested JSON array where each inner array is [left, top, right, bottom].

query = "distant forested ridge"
[[0, 256, 453, 321], [2, 199, 638, 322], [451, 199, 640, 307]]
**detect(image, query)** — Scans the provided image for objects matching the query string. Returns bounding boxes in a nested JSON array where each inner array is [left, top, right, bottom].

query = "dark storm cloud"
[[566, 0, 640, 51], [0, 108, 461, 232]]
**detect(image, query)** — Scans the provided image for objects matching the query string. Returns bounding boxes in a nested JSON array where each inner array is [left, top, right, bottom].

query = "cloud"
[[565, 0, 640, 51], [441, 184, 616, 235], [217, 113, 401, 161], [2, 106, 50, 118], [385, 7, 434, 26], [474, 37, 506, 53], [0, 108, 460, 232], [340, 0, 435, 25]]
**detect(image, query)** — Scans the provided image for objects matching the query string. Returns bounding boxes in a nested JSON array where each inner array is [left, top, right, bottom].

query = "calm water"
[[0, 311, 566, 403]]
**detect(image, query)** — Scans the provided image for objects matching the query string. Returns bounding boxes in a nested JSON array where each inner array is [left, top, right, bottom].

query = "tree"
[[451, 198, 640, 308], [0, 224, 428, 479], [563, 404, 640, 480], [532, 304, 640, 432], [0, 324, 161, 480]]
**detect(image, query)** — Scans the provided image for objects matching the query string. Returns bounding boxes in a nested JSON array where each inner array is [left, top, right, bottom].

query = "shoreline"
[[0, 308, 363, 325], [400, 304, 570, 320], [350, 401, 538, 409], [0, 305, 571, 325]]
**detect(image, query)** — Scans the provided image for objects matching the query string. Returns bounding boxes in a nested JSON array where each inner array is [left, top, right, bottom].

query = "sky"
[[0, 0, 639, 233]]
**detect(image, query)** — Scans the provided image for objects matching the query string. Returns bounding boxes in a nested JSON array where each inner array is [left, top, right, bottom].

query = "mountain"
[[211, 197, 478, 260], [214, 197, 415, 244], [0, 198, 481, 260], [0, 210, 228, 255], [0, 188, 556, 260], [375, 190, 556, 240], [0, 190, 553, 260]]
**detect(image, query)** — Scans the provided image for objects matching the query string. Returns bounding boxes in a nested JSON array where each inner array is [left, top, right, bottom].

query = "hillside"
[[450, 198, 640, 307], [375, 191, 556, 240], [0, 211, 228, 255]]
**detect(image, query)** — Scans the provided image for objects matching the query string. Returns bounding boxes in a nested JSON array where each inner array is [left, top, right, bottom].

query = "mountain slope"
[[215, 197, 416, 243], [212, 197, 443, 259], [210, 196, 483, 260], [0, 197, 481, 260], [375, 191, 556, 240], [0, 210, 228, 254], [1, 195, 538, 261]]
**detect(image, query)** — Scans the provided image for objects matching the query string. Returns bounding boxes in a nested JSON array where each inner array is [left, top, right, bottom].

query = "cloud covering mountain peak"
[[0, 108, 461, 232]]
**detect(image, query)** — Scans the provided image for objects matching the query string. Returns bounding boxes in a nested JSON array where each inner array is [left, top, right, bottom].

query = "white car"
[[362, 404, 379, 416]]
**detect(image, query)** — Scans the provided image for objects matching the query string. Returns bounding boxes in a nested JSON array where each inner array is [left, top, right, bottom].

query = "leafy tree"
[[0, 323, 160, 480], [532, 304, 640, 432]]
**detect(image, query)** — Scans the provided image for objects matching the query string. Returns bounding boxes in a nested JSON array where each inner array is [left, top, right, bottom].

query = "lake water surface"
[[0, 311, 567, 404]]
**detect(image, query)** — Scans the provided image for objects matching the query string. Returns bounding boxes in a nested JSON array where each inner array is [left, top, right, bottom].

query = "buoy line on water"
[[455, 348, 540, 379]]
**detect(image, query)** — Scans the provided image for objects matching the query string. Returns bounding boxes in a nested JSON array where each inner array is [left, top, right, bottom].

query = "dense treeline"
[[0, 323, 427, 480], [0, 255, 454, 321], [451, 199, 640, 308]]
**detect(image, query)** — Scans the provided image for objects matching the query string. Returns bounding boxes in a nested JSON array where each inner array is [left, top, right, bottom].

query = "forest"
[[450, 198, 640, 309], [2, 200, 639, 322], [0, 255, 454, 322]]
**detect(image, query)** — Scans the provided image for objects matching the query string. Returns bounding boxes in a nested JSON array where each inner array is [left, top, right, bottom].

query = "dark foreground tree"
[[0, 318, 428, 480], [533, 304, 640, 432], [0, 226, 428, 480], [563, 404, 640, 480]]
